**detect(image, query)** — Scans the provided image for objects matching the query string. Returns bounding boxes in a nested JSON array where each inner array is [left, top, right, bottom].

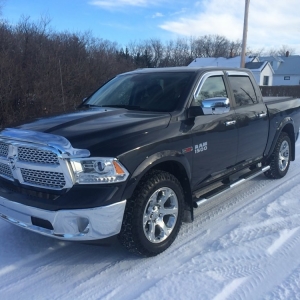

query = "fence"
[[260, 86, 300, 98]]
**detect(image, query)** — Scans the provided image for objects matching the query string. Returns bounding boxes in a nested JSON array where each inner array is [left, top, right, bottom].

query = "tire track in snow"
[[231, 227, 300, 299], [206, 171, 300, 298], [264, 265, 300, 300], [0, 237, 128, 299]]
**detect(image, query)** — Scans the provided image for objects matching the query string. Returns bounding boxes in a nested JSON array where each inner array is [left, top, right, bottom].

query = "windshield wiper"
[[81, 103, 102, 108], [83, 104, 156, 112], [101, 105, 147, 111], [240, 88, 255, 103]]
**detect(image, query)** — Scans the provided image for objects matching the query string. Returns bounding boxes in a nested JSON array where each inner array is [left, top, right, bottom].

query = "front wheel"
[[118, 170, 184, 257], [264, 132, 291, 179]]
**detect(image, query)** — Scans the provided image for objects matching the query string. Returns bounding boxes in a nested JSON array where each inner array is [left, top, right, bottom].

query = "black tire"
[[118, 170, 184, 257], [264, 132, 291, 179]]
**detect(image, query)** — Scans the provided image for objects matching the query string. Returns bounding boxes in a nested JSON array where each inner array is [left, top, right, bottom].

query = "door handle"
[[258, 112, 267, 118], [225, 120, 236, 126]]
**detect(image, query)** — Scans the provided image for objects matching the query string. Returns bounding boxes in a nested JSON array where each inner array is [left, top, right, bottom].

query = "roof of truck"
[[124, 66, 251, 74]]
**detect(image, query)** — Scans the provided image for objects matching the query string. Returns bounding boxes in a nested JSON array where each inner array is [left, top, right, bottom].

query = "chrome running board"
[[194, 166, 270, 208]]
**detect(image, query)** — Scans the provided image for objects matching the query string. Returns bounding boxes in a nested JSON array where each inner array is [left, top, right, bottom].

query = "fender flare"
[[121, 150, 192, 201], [265, 117, 295, 161]]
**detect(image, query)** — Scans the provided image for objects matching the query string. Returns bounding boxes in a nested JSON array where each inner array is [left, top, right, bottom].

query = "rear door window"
[[228, 76, 258, 106]]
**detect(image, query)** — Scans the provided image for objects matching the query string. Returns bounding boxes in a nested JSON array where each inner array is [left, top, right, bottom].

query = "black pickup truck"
[[1, 67, 300, 256]]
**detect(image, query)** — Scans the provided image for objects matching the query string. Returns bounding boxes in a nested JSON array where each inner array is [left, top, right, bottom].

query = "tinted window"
[[86, 72, 193, 112], [228, 76, 257, 106], [194, 76, 227, 105]]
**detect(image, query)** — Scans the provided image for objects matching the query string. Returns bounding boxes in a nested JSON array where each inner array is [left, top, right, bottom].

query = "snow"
[[1, 142, 300, 299], [267, 228, 299, 255], [188, 56, 256, 68]]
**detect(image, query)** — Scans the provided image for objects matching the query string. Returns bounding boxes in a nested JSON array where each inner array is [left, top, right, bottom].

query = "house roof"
[[188, 56, 257, 68], [245, 62, 265, 70], [260, 56, 284, 63], [259, 55, 300, 75], [245, 61, 273, 73]]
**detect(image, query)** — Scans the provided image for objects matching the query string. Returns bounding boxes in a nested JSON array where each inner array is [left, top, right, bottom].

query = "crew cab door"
[[226, 71, 269, 164], [188, 71, 238, 190]]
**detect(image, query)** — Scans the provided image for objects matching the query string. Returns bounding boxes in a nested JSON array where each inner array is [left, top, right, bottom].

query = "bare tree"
[[228, 40, 242, 57], [0, 16, 137, 128], [150, 38, 164, 67], [276, 45, 296, 56], [246, 47, 265, 57], [264, 45, 296, 57], [190, 35, 240, 58]]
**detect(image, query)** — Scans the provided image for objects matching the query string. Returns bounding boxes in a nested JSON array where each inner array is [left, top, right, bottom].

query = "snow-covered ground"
[[1, 142, 300, 300]]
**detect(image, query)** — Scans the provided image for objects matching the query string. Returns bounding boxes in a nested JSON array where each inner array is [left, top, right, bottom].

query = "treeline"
[[0, 17, 134, 128], [0, 16, 246, 128], [0, 16, 295, 128]]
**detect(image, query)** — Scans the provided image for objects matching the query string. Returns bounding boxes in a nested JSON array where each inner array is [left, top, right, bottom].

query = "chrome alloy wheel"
[[278, 140, 289, 171], [143, 187, 179, 243]]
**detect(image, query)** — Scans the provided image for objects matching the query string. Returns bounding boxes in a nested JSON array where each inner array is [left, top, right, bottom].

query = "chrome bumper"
[[0, 196, 126, 240]]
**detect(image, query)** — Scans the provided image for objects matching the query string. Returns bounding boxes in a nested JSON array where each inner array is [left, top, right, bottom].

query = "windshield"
[[85, 72, 193, 112]]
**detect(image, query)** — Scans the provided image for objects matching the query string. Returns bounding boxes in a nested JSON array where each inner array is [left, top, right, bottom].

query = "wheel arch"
[[122, 152, 193, 221], [281, 123, 295, 161], [266, 118, 296, 161]]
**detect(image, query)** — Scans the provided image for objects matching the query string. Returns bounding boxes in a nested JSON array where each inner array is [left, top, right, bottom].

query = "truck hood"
[[16, 107, 171, 155]]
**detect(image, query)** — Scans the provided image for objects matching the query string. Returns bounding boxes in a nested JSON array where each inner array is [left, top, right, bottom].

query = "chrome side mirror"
[[201, 97, 230, 115]]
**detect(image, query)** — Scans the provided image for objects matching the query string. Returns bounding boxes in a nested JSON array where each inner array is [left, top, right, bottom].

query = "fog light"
[[77, 217, 90, 234]]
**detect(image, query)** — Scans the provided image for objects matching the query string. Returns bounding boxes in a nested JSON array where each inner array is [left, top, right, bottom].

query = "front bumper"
[[0, 196, 126, 240]]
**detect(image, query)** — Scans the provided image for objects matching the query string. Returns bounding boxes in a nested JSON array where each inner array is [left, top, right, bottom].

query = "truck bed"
[[263, 96, 295, 103]]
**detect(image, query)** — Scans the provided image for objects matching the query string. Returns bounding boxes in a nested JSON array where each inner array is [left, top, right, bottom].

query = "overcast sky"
[[2, 0, 300, 53]]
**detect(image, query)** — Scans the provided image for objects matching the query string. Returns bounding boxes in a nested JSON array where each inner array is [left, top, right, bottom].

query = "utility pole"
[[240, 0, 250, 68]]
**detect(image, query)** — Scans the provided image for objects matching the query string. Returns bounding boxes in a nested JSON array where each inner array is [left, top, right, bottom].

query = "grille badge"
[[8, 155, 17, 171]]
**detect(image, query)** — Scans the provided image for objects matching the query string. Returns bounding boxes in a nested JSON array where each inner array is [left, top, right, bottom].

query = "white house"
[[245, 61, 274, 86], [259, 54, 300, 86]]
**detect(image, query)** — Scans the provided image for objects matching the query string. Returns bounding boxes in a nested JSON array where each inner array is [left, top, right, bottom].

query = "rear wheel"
[[119, 170, 184, 257], [264, 132, 291, 179]]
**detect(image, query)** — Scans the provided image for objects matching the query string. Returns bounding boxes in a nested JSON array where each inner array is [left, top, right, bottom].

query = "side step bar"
[[193, 166, 270, 208]]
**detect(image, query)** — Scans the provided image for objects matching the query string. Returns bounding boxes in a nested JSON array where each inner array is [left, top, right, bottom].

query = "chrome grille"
[[0, 162, 13, 179], [18, 147, 59, 165], [20, 168, 66, 189], [0, 142, 9, 157], [0, 130, 76, 190]]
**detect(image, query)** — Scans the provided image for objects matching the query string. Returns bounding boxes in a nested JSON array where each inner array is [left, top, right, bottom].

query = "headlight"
[[70, 158, 129, 184]]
